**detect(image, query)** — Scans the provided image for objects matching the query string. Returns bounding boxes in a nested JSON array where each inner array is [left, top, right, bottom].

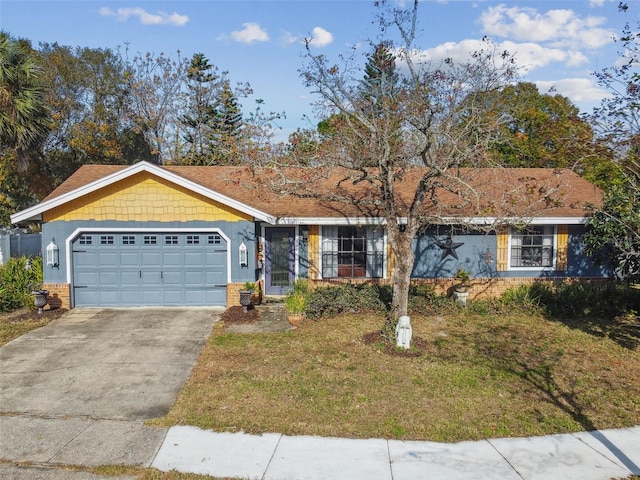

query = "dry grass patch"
[[0, 308, 66, 346], [154, 310, 639, 442]]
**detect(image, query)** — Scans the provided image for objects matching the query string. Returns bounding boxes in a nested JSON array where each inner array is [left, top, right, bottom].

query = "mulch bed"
[[2, 308, 68, 323], [219, 305, 261, 324]]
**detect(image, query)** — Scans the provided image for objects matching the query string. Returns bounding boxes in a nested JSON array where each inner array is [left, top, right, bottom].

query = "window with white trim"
[[321, 226, 384, 278], [510, 226, 555, 268]]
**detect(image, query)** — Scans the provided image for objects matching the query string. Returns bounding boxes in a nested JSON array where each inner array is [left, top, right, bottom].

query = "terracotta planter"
[[287, 313, 304, 327]]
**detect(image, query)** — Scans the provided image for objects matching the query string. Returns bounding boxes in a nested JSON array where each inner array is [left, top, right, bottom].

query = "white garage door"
[[72, 232, 227, 307]]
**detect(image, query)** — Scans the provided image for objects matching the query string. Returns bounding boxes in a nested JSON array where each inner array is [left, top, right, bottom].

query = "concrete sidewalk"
[[153, 425, 640, 480]]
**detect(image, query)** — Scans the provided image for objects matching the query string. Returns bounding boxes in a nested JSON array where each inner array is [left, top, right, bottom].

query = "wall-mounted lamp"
[[46, 239, 59, 267], [301, 227, 309, 242], [239, 241, 248, 267]]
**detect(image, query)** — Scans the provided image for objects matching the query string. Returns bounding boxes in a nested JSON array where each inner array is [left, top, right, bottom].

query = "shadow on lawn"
[[548, 314, 640, 351]]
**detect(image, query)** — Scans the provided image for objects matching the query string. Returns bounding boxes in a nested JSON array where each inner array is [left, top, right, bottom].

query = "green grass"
[[153, 310, 639, 442]]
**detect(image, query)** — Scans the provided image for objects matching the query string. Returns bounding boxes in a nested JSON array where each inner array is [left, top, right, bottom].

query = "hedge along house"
[[10, 161, 607, 310]]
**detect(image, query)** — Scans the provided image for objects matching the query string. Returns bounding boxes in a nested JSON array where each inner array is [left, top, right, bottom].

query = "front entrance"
[[264, 227, 295, 295]]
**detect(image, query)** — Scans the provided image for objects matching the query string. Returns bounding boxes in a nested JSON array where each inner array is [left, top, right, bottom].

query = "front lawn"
[[153, 309, 639, 442]]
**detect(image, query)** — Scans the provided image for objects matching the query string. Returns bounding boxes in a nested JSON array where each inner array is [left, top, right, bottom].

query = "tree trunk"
[[390, 231, 416, 320]]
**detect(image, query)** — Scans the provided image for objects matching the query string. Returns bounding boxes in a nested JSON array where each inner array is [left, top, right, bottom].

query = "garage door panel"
[[97, 252, 118, 266], [184, 271, 205, 285], [142, 289, 163, 304], [120, 252, 141, 267], [205, 251, 226, 265], [99, 271, 119, 287], [120, 271, 141, 287], [141, 252, 161, 265], [184, 252, 204, 265], [162, 271, 183, 285], [162, 252, 183, 266], [74, 251, 98, 267], [163, 289, 184, 304], [121, 290, 141, 304], [73, 232, 228, 307], [75, 271, 98, 286], [142, 271, 162, 286]]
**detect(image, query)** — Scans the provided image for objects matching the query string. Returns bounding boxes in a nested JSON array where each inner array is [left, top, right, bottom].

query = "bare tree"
[[253, 1, 564, 323], [122, 49, 188, 164]]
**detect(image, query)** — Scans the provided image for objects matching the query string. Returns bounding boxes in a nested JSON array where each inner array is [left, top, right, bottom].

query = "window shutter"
[[366, 226, 384, 278], [497, 228, 508, 271], [321, 226, 338, 278], [556, 224, 568, 271]]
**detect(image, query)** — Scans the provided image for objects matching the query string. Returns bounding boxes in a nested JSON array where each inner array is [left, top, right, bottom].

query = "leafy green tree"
[[181, 54, 248, 165], [210, 80, 243, 165], [584, 3, 640, 283], [485, 82, 600, 170], [584, 162, 640, 283], [0, 31, 50, 170]]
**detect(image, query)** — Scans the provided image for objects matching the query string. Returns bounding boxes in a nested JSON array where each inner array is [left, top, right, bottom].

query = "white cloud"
[[307, 27, 333, 48], [406, 39, 588, 74], [280, 31, 299, 46], [535, 78, 608, 104], [99, 7, 188, 26], [589, 0, 606, 7], [229, 22, 269, 44], [478, 5, 612, 49]]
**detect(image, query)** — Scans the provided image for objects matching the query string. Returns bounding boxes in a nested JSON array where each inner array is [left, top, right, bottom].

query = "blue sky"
[[1, 1, 635, 141]]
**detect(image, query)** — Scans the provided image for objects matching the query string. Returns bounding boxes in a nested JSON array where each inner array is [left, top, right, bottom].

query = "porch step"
[[262, 295, 285, 304]]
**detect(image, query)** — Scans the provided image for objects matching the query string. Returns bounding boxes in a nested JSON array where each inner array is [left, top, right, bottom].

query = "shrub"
[[0, 256, 43, 312], [305, 283, 386, 319], [408, 284, 459, 316], [498, 281, 640, 318]]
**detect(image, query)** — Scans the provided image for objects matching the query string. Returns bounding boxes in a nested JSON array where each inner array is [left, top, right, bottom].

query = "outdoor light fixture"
[[301, 227, 309, 242], [46, 239, 59, 267], [239, 241, 248, 267]]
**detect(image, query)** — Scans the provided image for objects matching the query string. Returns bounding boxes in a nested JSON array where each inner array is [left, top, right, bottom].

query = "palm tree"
[[0, 31, 50, 170]]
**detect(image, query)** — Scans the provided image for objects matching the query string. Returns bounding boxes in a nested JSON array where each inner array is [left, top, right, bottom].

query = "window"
[[165, 235, 179, 245], [186, 235, 200, 245], [78, 235, 92, 245], [510, 226, 554, 268], [143, 235, 157, 245], [208, 234, 222, 245], [322, 226, 384, 278], [122, 235, 136, 245]]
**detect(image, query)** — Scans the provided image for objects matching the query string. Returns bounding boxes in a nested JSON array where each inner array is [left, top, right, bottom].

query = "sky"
[[1, 0, 636, 141]]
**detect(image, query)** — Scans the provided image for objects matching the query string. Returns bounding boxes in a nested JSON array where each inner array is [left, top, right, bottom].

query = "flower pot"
[[287, 313, 304, 327], [453, 290, 469, 306], [239, 290, 253, 313], [32, 290, 49, 314]]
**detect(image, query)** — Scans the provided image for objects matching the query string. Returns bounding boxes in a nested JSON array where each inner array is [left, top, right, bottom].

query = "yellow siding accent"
[[43, 171, 252, 223], [497, 228, 509, 271], [556, 224, 568, 271], [308, 225, 319, 280]]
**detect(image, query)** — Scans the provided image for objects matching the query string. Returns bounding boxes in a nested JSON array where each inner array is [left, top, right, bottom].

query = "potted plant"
[[284, 291, 306, 326], [453, 268, 471, 306], [284, 280, 308, 326]]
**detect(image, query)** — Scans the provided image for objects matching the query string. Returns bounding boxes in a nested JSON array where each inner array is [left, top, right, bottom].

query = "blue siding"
[[412, 225, 609, 279]]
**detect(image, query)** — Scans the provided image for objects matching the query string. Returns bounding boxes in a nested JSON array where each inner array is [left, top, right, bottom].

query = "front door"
[[265, 227, 295, 295]]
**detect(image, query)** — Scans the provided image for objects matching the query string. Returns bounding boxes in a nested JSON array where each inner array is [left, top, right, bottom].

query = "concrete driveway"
[[0, 308, 220, 477], [1, 308, 218, 420]]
